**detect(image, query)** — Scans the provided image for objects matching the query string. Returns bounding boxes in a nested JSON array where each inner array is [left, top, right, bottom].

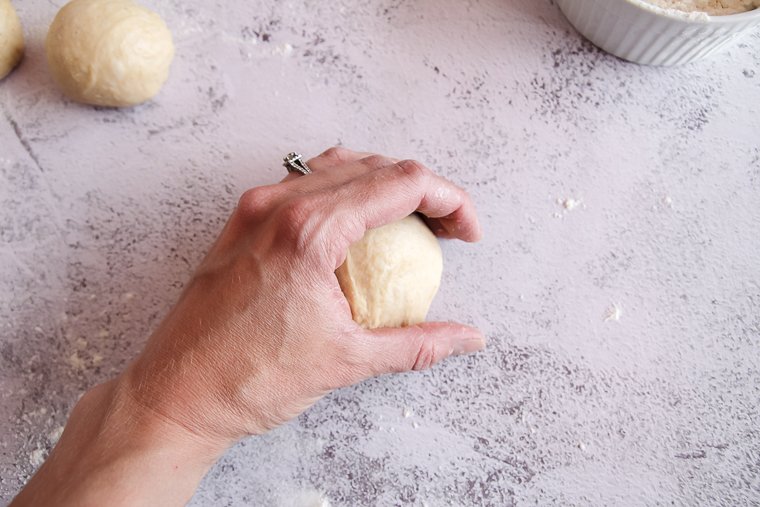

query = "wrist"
[[12, 377, 227, 506]]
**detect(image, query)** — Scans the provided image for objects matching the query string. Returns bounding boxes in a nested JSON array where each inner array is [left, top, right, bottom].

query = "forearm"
[[11, 376, 225, 507]]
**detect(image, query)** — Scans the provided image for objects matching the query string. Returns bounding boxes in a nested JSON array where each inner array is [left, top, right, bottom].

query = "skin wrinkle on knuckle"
[[396, 159, 429, 187], [387, 160, 431, 208], [427, 182, 463, 217], [402, 325, 433, 371], [413, 340, 437, 371], [359, 154, 391, 170]]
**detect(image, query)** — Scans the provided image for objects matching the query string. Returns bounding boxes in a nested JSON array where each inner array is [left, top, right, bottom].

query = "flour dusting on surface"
[[604, 303, 623, 322], [28, 448, 46, 468], [561, 197, 583, 211], [282, 490, 331, 507]]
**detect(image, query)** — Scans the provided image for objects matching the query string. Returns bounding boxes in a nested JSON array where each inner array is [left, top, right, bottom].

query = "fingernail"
[[474, 222, 484, 242], [453, 334, 486, 355]]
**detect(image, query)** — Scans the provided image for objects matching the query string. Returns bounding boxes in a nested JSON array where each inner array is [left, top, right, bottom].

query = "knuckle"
[[406, 326, 436, 371], [396, 159, 429, 186], [360, 154, 391, 169], [237, 187, 274, 218], [319, 146, 351, 163], [412, 339, 437, 371]]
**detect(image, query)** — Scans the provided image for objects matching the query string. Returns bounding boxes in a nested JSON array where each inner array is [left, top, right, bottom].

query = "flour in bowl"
[[639, 0, 760, 15]]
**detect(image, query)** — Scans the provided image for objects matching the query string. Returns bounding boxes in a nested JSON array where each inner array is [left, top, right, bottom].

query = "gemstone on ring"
[[283, 152, 312, 175]]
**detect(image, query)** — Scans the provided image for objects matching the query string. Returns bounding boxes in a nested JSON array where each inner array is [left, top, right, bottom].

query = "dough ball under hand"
[[0, 0, 24, 81], [45, 0, 174, 107], [336, 214, 443, 329]]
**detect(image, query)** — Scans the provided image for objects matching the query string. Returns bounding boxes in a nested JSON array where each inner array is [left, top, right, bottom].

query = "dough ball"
[[336, 214, 443, 329], [45, 0, 174, 107], [0, 0, 24, 81]]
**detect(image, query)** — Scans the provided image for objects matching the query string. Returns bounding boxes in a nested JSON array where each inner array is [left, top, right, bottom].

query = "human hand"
[[12, 147, 485, 506], [124, 147, 485, 449]]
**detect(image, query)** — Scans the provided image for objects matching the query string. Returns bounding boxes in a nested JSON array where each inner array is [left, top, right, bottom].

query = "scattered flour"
[[283, 490, 331, 507], [561, 198, 582, 211], [47, 425, 65, 444], [273, 43, 294, 57], [632, 0, 759, 17], [68, 351, 86, 370], [554, 197, 584, 218], [28, 448, 46, 468], [604, 303, 623, 322]]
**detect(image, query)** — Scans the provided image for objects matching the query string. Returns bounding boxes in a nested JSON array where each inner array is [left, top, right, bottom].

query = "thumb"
[[356, 322, 486, 377]]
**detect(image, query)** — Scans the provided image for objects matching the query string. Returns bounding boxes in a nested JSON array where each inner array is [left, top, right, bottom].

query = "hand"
[[12, 147, 485, 506], [125, 146, 485, 446]]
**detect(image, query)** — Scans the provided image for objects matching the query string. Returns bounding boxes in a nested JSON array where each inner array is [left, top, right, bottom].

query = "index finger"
[[331, 159, 482, 246]]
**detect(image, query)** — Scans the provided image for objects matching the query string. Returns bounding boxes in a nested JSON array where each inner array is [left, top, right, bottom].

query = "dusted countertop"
[[1, 0, 759, 504]]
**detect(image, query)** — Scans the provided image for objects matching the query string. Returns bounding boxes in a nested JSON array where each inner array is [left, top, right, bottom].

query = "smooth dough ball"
[[0, 0, 24, 80], [336, 214, 443, 329], [45, 0, 174, 107]]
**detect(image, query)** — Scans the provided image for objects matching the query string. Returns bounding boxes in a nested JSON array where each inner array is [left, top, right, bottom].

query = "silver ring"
[[283, 152, 312, 176]]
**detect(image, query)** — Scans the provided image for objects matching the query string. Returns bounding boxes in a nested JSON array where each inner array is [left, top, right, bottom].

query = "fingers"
[[281, 147, 370, 183], [331, 159, 482, 246], [348, 322, 486, 379], [307, 146, 375, 172], [283, 149, 396, 190], [421, 216, 454, 239], [271, 149, 482, 269]]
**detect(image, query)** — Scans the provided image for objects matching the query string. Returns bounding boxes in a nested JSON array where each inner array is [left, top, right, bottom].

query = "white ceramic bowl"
[[556, 0, 760, 66]]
